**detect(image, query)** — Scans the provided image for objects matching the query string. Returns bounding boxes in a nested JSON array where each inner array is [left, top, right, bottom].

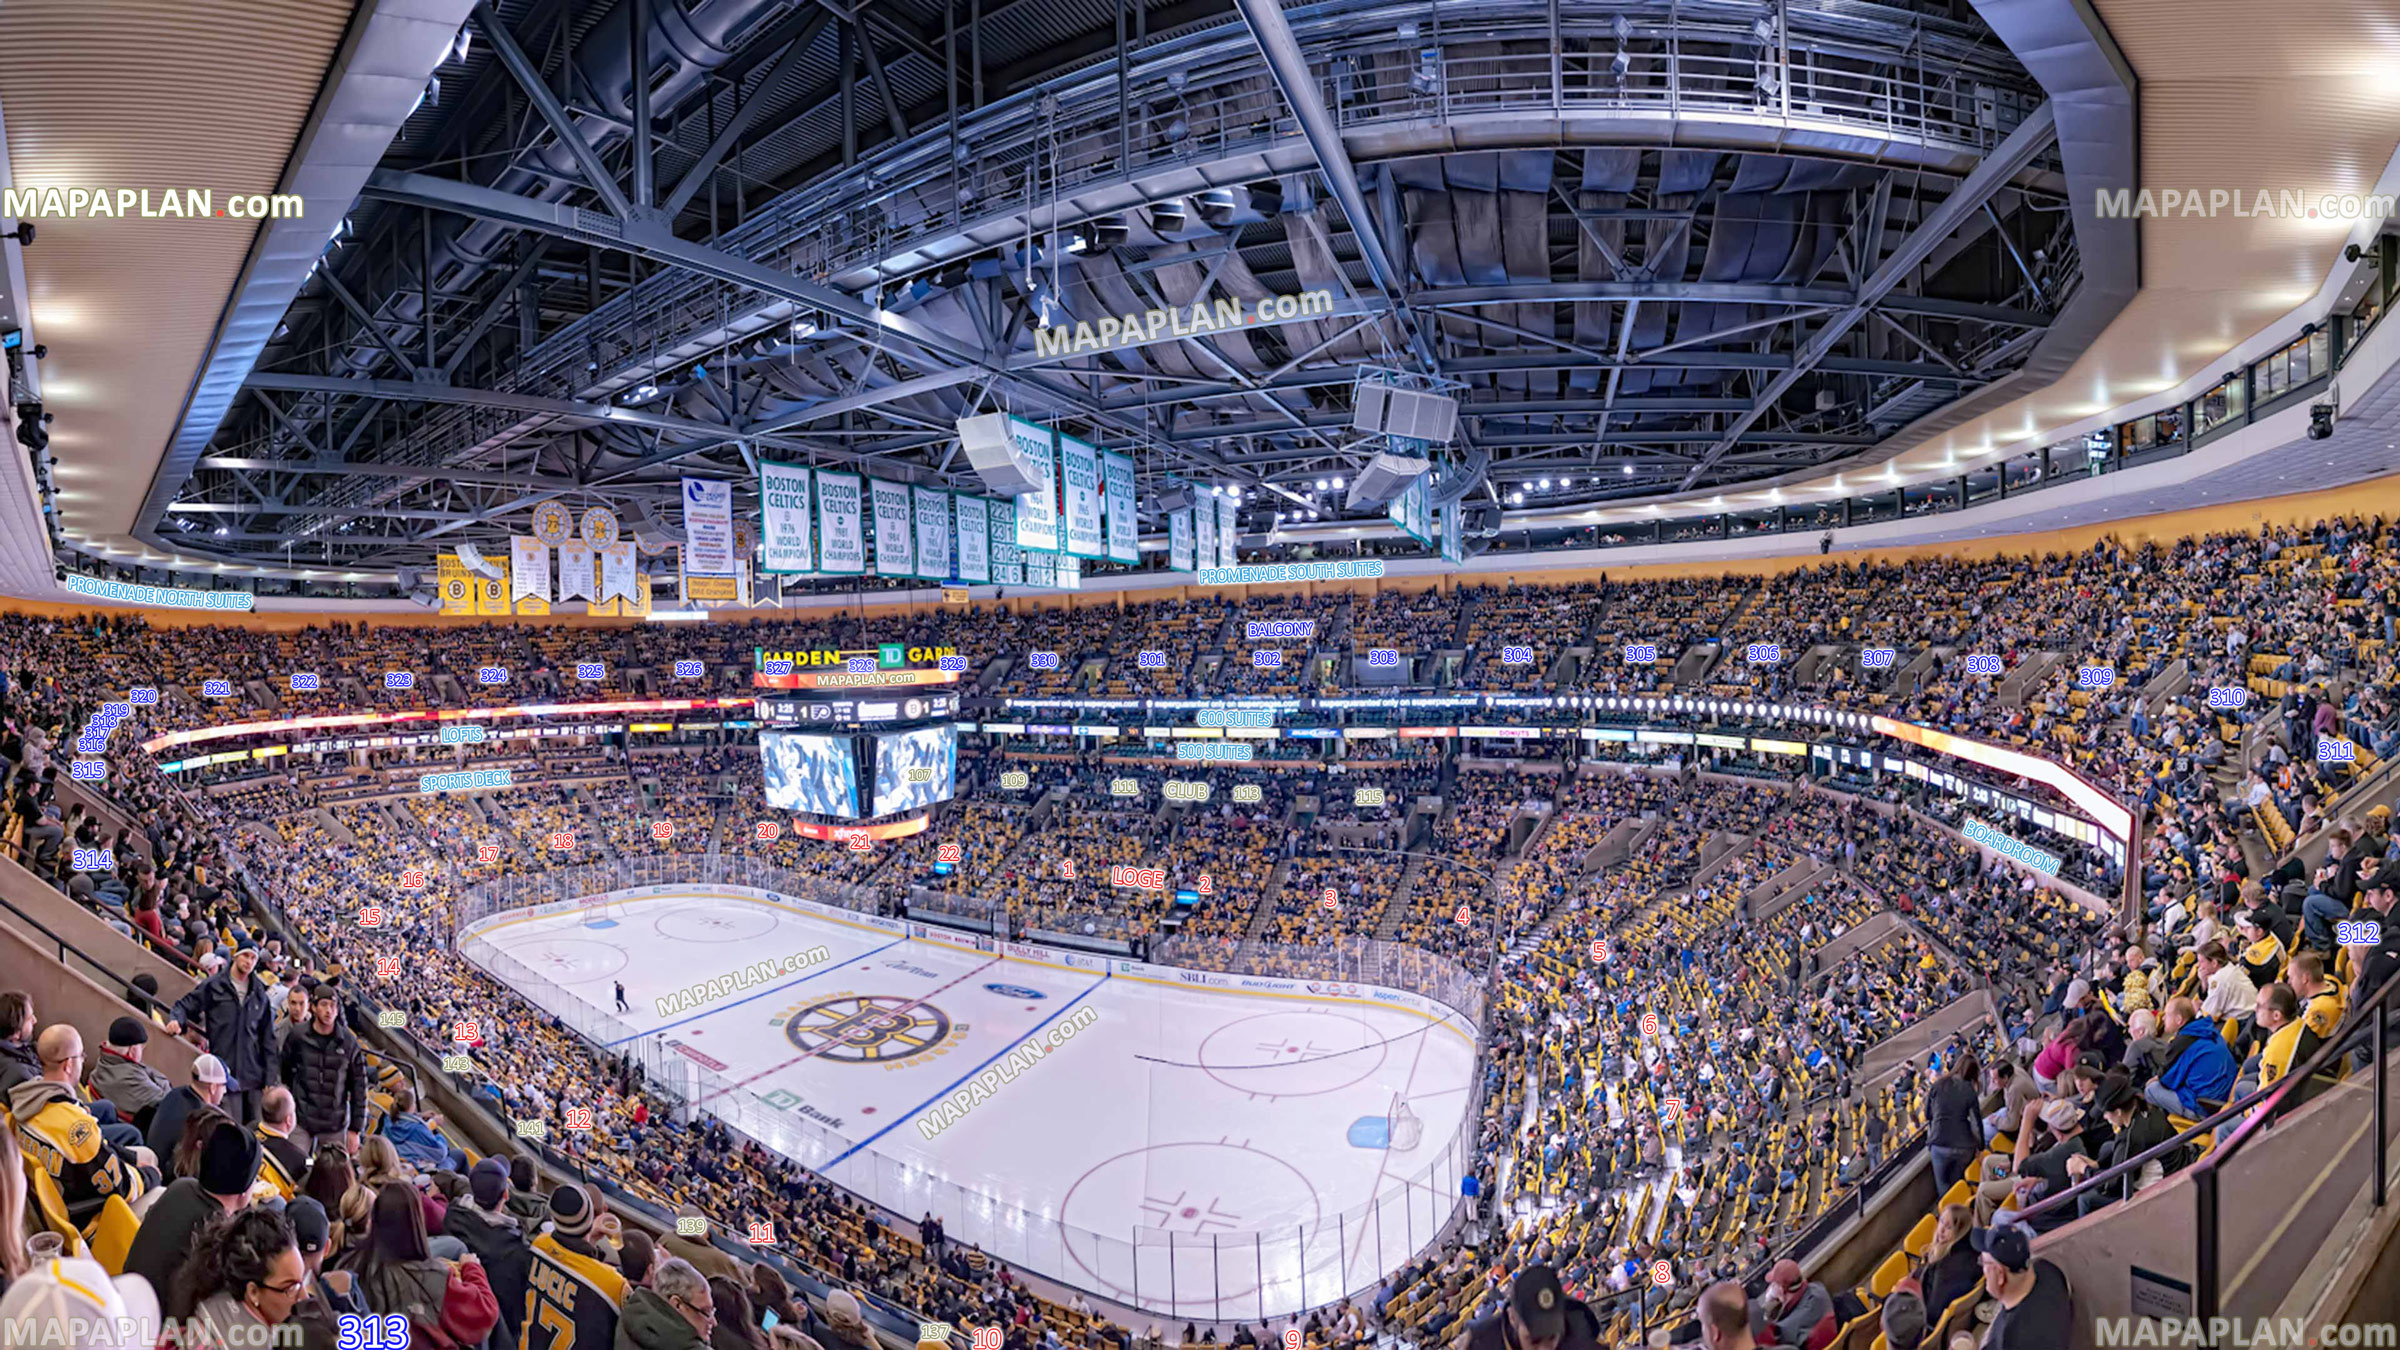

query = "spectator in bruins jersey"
[[7, 1024, 154, 1222], [525, 1181, 627, 1350], [2289, 950, 2346, 1041], [2249, 983, 2323, 1106]]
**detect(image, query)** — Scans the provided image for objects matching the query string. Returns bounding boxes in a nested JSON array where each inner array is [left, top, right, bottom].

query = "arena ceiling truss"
[[141, 0, 2096, 586]]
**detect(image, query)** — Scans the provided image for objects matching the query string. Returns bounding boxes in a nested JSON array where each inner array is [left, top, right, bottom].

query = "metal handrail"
[[2004, 965, 2400, 1289]]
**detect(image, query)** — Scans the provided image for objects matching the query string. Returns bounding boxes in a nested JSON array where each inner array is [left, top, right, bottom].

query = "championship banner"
[[1440, 498, 1465, 565], [955, 495, 990, 583], [760, 461, 814, 574], [580, 504, 620, 548], [814, 471, 865, 573], [599, 541, 639, 603], [1059, 433, 1102, 559], [1011, 418, 1059, 554], [557, 543, 596, 603], [1102, 451, 1137, 564], [1169, 508, 1194, 573], [913, 486, 952, 580], [869, 478, 915, 577], [681, 557, 740, 605], [682, 477, 736, 576], [1195, 500, 1217, 575], [437, 552, 475, 615], [989, 498, 1022, 587], [1217, 492, 1239, 569], [509, 537, 551, 615], [1407, 476, 1430, 543], [476, 560, 511, 617], [530, 501, 573, 546]]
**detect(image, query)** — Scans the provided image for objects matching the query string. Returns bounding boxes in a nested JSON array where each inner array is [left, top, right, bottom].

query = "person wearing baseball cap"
[[444, 1157, 534, 1348], [1749, 1259, 1831, 1349], [0, 1254, 161, 1350], [1449, 1265, 1598, 1350], [143, 1052, 228, 1162], [1969, 1225, 2072, 1348]]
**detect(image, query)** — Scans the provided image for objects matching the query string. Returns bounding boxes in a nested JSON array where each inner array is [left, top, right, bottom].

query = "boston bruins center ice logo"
[[782, 993, 957, 1065]]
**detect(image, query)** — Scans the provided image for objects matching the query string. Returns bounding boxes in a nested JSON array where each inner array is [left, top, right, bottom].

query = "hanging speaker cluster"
[[1352, 382, 1459, 445], [956, 412, 1049, 498]]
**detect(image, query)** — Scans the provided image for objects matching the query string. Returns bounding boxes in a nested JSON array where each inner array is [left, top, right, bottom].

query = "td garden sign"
[[754, 644, 962, 690], [1033, 289, 1336, 359]]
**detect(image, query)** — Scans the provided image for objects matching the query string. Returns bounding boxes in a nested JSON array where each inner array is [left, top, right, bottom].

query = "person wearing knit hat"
[[0, 1255, 162, 1350], [120, 1119, 262, 1304], [445, 1157, 536, 1349], [526, 1181, 627, 1350], [88, 1017, 169, 1123]]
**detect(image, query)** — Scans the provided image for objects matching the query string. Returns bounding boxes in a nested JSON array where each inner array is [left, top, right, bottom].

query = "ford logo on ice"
[[985, 983, 1047, 1000]]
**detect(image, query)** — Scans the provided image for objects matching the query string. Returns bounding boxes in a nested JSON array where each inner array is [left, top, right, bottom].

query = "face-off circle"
[[652, 904, 781, 944], [784, 994, 955, 1064], [1196, 1011, 1388, 1098], [515, 938, 628, 981], [1058, 1141, 1322, 1304]]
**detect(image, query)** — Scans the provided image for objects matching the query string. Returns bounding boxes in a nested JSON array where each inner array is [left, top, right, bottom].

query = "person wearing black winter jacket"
[[2072, 1075, 2184, 1218], [279, 987, 367, 1154], [166, 948, 278, 1124], [443, 1158, 534, 1349]]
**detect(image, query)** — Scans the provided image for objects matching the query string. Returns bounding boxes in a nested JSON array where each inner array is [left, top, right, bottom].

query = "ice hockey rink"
[[461, 887, 1480, 1319]]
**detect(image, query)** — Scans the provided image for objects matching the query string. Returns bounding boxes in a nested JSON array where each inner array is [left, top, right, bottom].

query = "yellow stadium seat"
[[1941, 1180, 1971, 1209], [1870, 1248, 1909, 1298], [1903, 1213, 1937, 1258], [87, 1195, 140, 1276]]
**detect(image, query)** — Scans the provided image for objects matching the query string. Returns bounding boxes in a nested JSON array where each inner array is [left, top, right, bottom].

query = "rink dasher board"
[[456, 883, 1478, 1037]]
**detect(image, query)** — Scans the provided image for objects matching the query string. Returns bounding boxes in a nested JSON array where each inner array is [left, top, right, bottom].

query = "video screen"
[[760, 730, 860, 818], [871, 724, 957, 816]]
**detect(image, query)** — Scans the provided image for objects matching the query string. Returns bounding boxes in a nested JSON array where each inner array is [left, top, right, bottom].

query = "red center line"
[[694, 954, 1005, 1105]]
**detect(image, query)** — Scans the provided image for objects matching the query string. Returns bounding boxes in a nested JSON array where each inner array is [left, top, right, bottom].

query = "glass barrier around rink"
[[451, 856, 1490, 1321]]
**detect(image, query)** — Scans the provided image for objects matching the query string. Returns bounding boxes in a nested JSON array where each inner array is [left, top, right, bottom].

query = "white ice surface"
[[469, 889, 1477, 1319]]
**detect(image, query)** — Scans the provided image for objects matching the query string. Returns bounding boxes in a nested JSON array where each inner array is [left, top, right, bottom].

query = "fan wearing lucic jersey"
[[522, 1184, 627, 1350]]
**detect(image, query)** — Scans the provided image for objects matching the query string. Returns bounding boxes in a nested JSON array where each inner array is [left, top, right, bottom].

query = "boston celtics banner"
[[870, 478, 915, 577], [1012, 417, 1059, 554], [1059, 433, 1102, 559], [1217, 492, 1239, 569], [759, 461, 814, 573], [814, 471, 865, 573], [913, 486, 952, 580], [1194, 499, 1216, 575], [1102, 451, 1137, 564], [955, 495, 990, 583], [1169, 508, 1194, 572]]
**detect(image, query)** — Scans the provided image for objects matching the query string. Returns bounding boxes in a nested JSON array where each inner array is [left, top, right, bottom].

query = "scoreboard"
[[753, 690, 960, 728]]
